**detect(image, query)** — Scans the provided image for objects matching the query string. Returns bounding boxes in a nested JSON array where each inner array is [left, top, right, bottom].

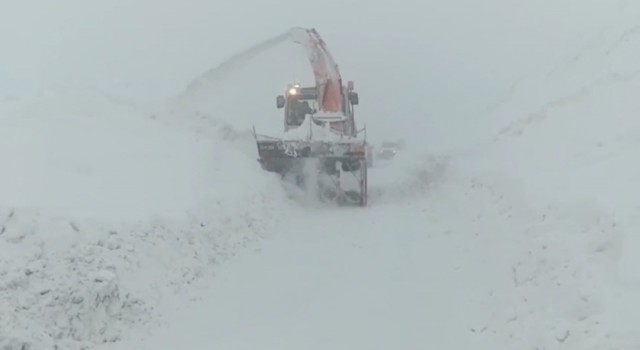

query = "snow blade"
[[255, 136, 368, 206]]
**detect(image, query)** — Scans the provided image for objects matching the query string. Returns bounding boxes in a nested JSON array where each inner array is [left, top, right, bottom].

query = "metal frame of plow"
[[253, 127, 368, 207]]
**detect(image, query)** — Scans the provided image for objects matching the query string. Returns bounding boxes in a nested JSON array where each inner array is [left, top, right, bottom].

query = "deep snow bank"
[[446, 13, 640, 348], [484, 13, 640, 222], [0, 90, 293, 349]]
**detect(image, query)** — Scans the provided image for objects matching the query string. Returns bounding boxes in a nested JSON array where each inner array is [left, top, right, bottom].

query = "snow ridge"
[[0, 91, 293, 350]]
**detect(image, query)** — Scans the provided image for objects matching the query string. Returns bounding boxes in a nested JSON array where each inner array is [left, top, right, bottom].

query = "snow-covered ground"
[[2, 1, 640, 349], [0, 89, 293, 349]]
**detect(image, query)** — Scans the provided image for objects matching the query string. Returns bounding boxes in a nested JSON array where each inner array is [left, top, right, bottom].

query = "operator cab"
[[276, 84, 319, 131], [276, 82, 359, 132]]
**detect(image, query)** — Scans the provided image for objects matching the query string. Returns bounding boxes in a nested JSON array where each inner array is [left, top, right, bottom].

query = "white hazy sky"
[[1, 0, 636, 143]]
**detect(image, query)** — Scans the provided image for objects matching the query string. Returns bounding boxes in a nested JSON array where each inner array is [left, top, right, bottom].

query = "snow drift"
[[0, 89, 294, 349], [447, 12, 640, 348]]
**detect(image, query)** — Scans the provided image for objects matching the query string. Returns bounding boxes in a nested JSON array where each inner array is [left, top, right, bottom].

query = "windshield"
[[288, 98, 319, 116]]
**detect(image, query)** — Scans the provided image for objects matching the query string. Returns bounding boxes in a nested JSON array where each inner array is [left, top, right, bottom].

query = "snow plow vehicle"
[[253, 27, 369, 206]]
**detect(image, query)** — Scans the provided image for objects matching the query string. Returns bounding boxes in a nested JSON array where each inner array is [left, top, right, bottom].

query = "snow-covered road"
[[97, 173, 523, 350], [95, 146, 632, 349]]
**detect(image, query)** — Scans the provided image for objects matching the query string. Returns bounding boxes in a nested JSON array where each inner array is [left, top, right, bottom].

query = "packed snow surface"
[[3, 1, 640, 349]]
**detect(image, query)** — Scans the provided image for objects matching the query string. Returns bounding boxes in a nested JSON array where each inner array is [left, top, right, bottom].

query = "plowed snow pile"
[[0, 90, 292, 349]]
